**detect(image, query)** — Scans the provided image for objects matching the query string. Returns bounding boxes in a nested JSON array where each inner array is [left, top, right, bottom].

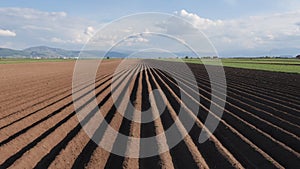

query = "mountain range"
[[0, 46, 299, 58], [0, 46, 192, 59], [0, 46, 128, 58]]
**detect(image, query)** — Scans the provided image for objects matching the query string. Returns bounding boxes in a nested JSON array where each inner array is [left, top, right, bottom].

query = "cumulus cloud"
[[0, 7, 98, 49], [176, 9, 300, 56], [84, 26, 95, 37], [1, 7, 299, 56], [178, 9, 223, 29], [123, 34, 149, 46], [0, 8, 67, 20], [0, 29, 16, 37], [127, 34, 149, 42]]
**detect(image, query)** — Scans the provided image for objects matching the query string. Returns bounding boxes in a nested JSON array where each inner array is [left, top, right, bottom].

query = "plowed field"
[[0, 59, 299, 169]]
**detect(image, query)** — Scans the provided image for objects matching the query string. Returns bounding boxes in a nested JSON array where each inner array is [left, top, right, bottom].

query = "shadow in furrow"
[[190, 73, 300, 167], [0, 111, 76, 168], [148, 68, 199, 169], [139, 69, 161, 169], [170, 66, 300, 142], [0, 73, 118, 169], [72, 97, 117, 169], [155, 68, 234, 168], [0, 71, 111, 122], [194, 88, 281, 168], [0, 74, 112, 131], [0, 74, 113, 147], [0, 68, 130, 168], [104, 71, 142, 169], [150, 68, 181, 116], [34, 85, 113, 168], [72, 66, 140, 169], [189, 124, 235, 169], [153, 62, 280, 168]]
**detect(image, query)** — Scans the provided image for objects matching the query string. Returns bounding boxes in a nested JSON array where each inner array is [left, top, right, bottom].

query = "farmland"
[[166, 58, 300, 74], [0, 58, 75, 64], [0, 59, 299, 168]]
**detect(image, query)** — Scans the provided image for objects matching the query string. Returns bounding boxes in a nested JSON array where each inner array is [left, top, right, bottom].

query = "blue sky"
[[0, 0, 300, 57], [1, 0, 297, 20]]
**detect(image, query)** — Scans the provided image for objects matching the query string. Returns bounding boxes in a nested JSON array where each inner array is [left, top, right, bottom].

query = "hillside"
[[0, 46, 127, 59]]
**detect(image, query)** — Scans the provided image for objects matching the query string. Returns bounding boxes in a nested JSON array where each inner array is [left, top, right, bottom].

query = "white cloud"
[[176, 9, 300, 56], [123, 34, 149, 46], [0, 29, 16, 37], [21, 25, 52, 31], [0, 8, 98, 49], [0, 7, 299, 56], [126, 34, 149, 42], [0, 8, 67, 20], [50, 37, 67, 43], [84, 26, 95, 37], [178, 9, 223, 30]]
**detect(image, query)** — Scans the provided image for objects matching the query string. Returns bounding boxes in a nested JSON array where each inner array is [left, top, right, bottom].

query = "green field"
[[0, 58, 75, 64], [2, 58, 300, 74], [161, 58, 300, 74]]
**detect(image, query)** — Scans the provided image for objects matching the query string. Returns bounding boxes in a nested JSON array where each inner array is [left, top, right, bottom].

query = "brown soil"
[[0, 59, 299, 169]]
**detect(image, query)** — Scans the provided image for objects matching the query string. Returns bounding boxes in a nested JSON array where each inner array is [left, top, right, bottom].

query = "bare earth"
[[0, 59, 299, 169]]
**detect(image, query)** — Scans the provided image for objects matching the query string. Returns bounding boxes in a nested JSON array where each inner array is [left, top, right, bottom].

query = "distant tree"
[[106, 56, 110, 59], [296, 55, 300, 59], [185, 56, 189, 59]]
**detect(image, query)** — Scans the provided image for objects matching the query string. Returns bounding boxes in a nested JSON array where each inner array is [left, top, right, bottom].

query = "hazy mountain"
[[0, 48, 30, 57], [80, 50, 129, 58], [0, 46, 221, 58], [23, 46, 79, 58], [0, 46, 299, 58], [0, 46, 128, 58]]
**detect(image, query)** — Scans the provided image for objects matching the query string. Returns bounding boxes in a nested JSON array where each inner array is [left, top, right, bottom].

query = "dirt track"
[[0, 59, 299, 169]]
